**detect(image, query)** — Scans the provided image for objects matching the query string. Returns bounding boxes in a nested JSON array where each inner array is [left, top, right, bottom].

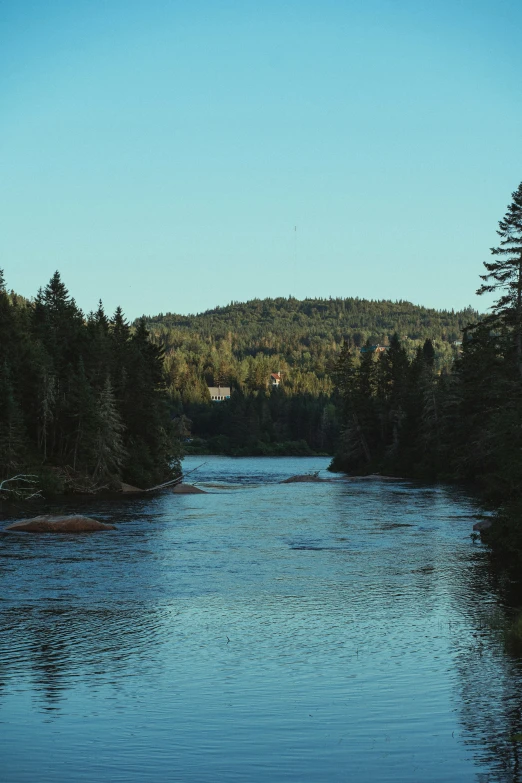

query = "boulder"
[[4, 515, 116, 533], [281, 474, 325, 483], [172, 483, 207, 494], [473, 519, 493, 532]]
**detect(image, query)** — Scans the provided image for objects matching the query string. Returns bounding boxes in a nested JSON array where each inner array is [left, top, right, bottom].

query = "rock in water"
[[4, 515, 116, 533], [473, 519, 493, 532], [172, 483, 207, 494], [281, 474, 325, 483]]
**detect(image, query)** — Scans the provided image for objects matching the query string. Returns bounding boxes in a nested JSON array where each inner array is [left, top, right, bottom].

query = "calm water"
[[1, 456, 522, 782]]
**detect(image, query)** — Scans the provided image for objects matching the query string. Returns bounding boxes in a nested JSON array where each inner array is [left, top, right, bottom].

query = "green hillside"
[[142, 297, 477, 456], [144, 296, 477, 396]]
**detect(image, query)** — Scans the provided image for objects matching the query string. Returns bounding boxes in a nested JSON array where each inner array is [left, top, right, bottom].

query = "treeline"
[[0, 272, 179, 495], [331, 182, 522, 557], [183, 390, 339, 456], [142, 295, 474, 454]]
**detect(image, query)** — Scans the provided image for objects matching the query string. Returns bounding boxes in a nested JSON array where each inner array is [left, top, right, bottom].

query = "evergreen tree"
[[120, 318, 178, 486], [33, 272, 84, 370], [331, 344, 376, 469], [422, 338, 436, 367], [92, 377, 127, 484], [477, 182, 522, 378]]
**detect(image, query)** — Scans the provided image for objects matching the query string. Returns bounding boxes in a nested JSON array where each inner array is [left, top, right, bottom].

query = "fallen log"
[[145, 462, 207, 493]]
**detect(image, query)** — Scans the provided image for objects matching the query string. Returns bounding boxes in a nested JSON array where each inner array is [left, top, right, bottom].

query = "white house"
[[208, 386, 231, 402], [270, 372, 282, 387]]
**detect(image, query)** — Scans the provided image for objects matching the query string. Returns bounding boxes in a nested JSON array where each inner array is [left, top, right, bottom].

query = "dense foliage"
[[0, 272, 179, 495], [331, 182, 522, 559], [143, 296, 474, 455]]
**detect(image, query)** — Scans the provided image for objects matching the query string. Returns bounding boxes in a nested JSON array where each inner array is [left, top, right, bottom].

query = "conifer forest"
[[0, 272, 179, 496]]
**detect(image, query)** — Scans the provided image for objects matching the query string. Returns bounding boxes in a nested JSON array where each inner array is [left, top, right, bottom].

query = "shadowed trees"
[[331, 182, 522, 513], [0, 271, 180, 491]]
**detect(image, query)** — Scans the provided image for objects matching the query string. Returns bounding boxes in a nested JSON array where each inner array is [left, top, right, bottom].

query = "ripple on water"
[[0, 456, 520, 783]]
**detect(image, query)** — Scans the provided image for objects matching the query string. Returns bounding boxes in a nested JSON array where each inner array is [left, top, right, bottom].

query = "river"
[[1, 456, 522, 782]]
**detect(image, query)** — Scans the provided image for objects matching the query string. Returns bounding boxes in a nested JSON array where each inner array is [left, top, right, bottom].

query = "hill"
[[141, 297, 478, 456], [144, 296, 477, 396]]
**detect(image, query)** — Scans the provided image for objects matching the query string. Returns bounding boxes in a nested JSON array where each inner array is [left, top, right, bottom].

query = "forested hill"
[[137, 297, 478, 457], [142, 297, 478, 399], [146, 297, 476, 346]]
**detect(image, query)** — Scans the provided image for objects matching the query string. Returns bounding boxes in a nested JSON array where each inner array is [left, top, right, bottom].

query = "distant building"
[[359, 345, 388, 354], [270, 372, 282, 387], [208, 386, 231, 402]]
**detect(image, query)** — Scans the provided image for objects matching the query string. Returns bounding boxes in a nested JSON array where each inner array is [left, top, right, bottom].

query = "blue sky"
[[1, 0, 521, 319]]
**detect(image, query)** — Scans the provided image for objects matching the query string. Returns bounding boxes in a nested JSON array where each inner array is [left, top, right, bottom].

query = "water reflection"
[[1, 456, 522, 781], [443, 544, 522, 783], [0, 603, 167, 713], [453, 615, 522, 782]]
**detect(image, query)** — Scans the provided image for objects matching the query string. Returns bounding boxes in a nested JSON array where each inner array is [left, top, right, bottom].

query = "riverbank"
[[478, 501, 522, 569]]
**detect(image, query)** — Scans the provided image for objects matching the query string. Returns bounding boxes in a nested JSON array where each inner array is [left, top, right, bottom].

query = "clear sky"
[[1, 0, 521, 319]]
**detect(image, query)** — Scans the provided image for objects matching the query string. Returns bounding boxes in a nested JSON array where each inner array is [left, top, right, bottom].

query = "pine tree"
[[92, 377, 127, 485], [406, 341, 439, 473], [119, 318, 178, 486], [84, 301, 111, 389], [422, 338, 436, 367], [0, 269, 22, 371], [331, 344, 375, 468], [95, 300, 110, 333], [477, 182, 522, 378], [33, 272, 84, 374], [451, 322, 510, 491], [109, 306, 131, 404]]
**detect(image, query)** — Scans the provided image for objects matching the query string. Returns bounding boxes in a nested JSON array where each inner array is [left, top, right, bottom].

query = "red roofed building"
[[270, 372, 282, 387]]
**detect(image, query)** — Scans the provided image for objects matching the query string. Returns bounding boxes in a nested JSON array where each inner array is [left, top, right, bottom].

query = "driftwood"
[[3, 515, 116, 533], [0, 474, 42, 500], [145, 463, 207, 493]]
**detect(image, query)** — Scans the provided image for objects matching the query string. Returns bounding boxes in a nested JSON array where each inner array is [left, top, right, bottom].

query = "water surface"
[[1, 456, 521, 782]]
